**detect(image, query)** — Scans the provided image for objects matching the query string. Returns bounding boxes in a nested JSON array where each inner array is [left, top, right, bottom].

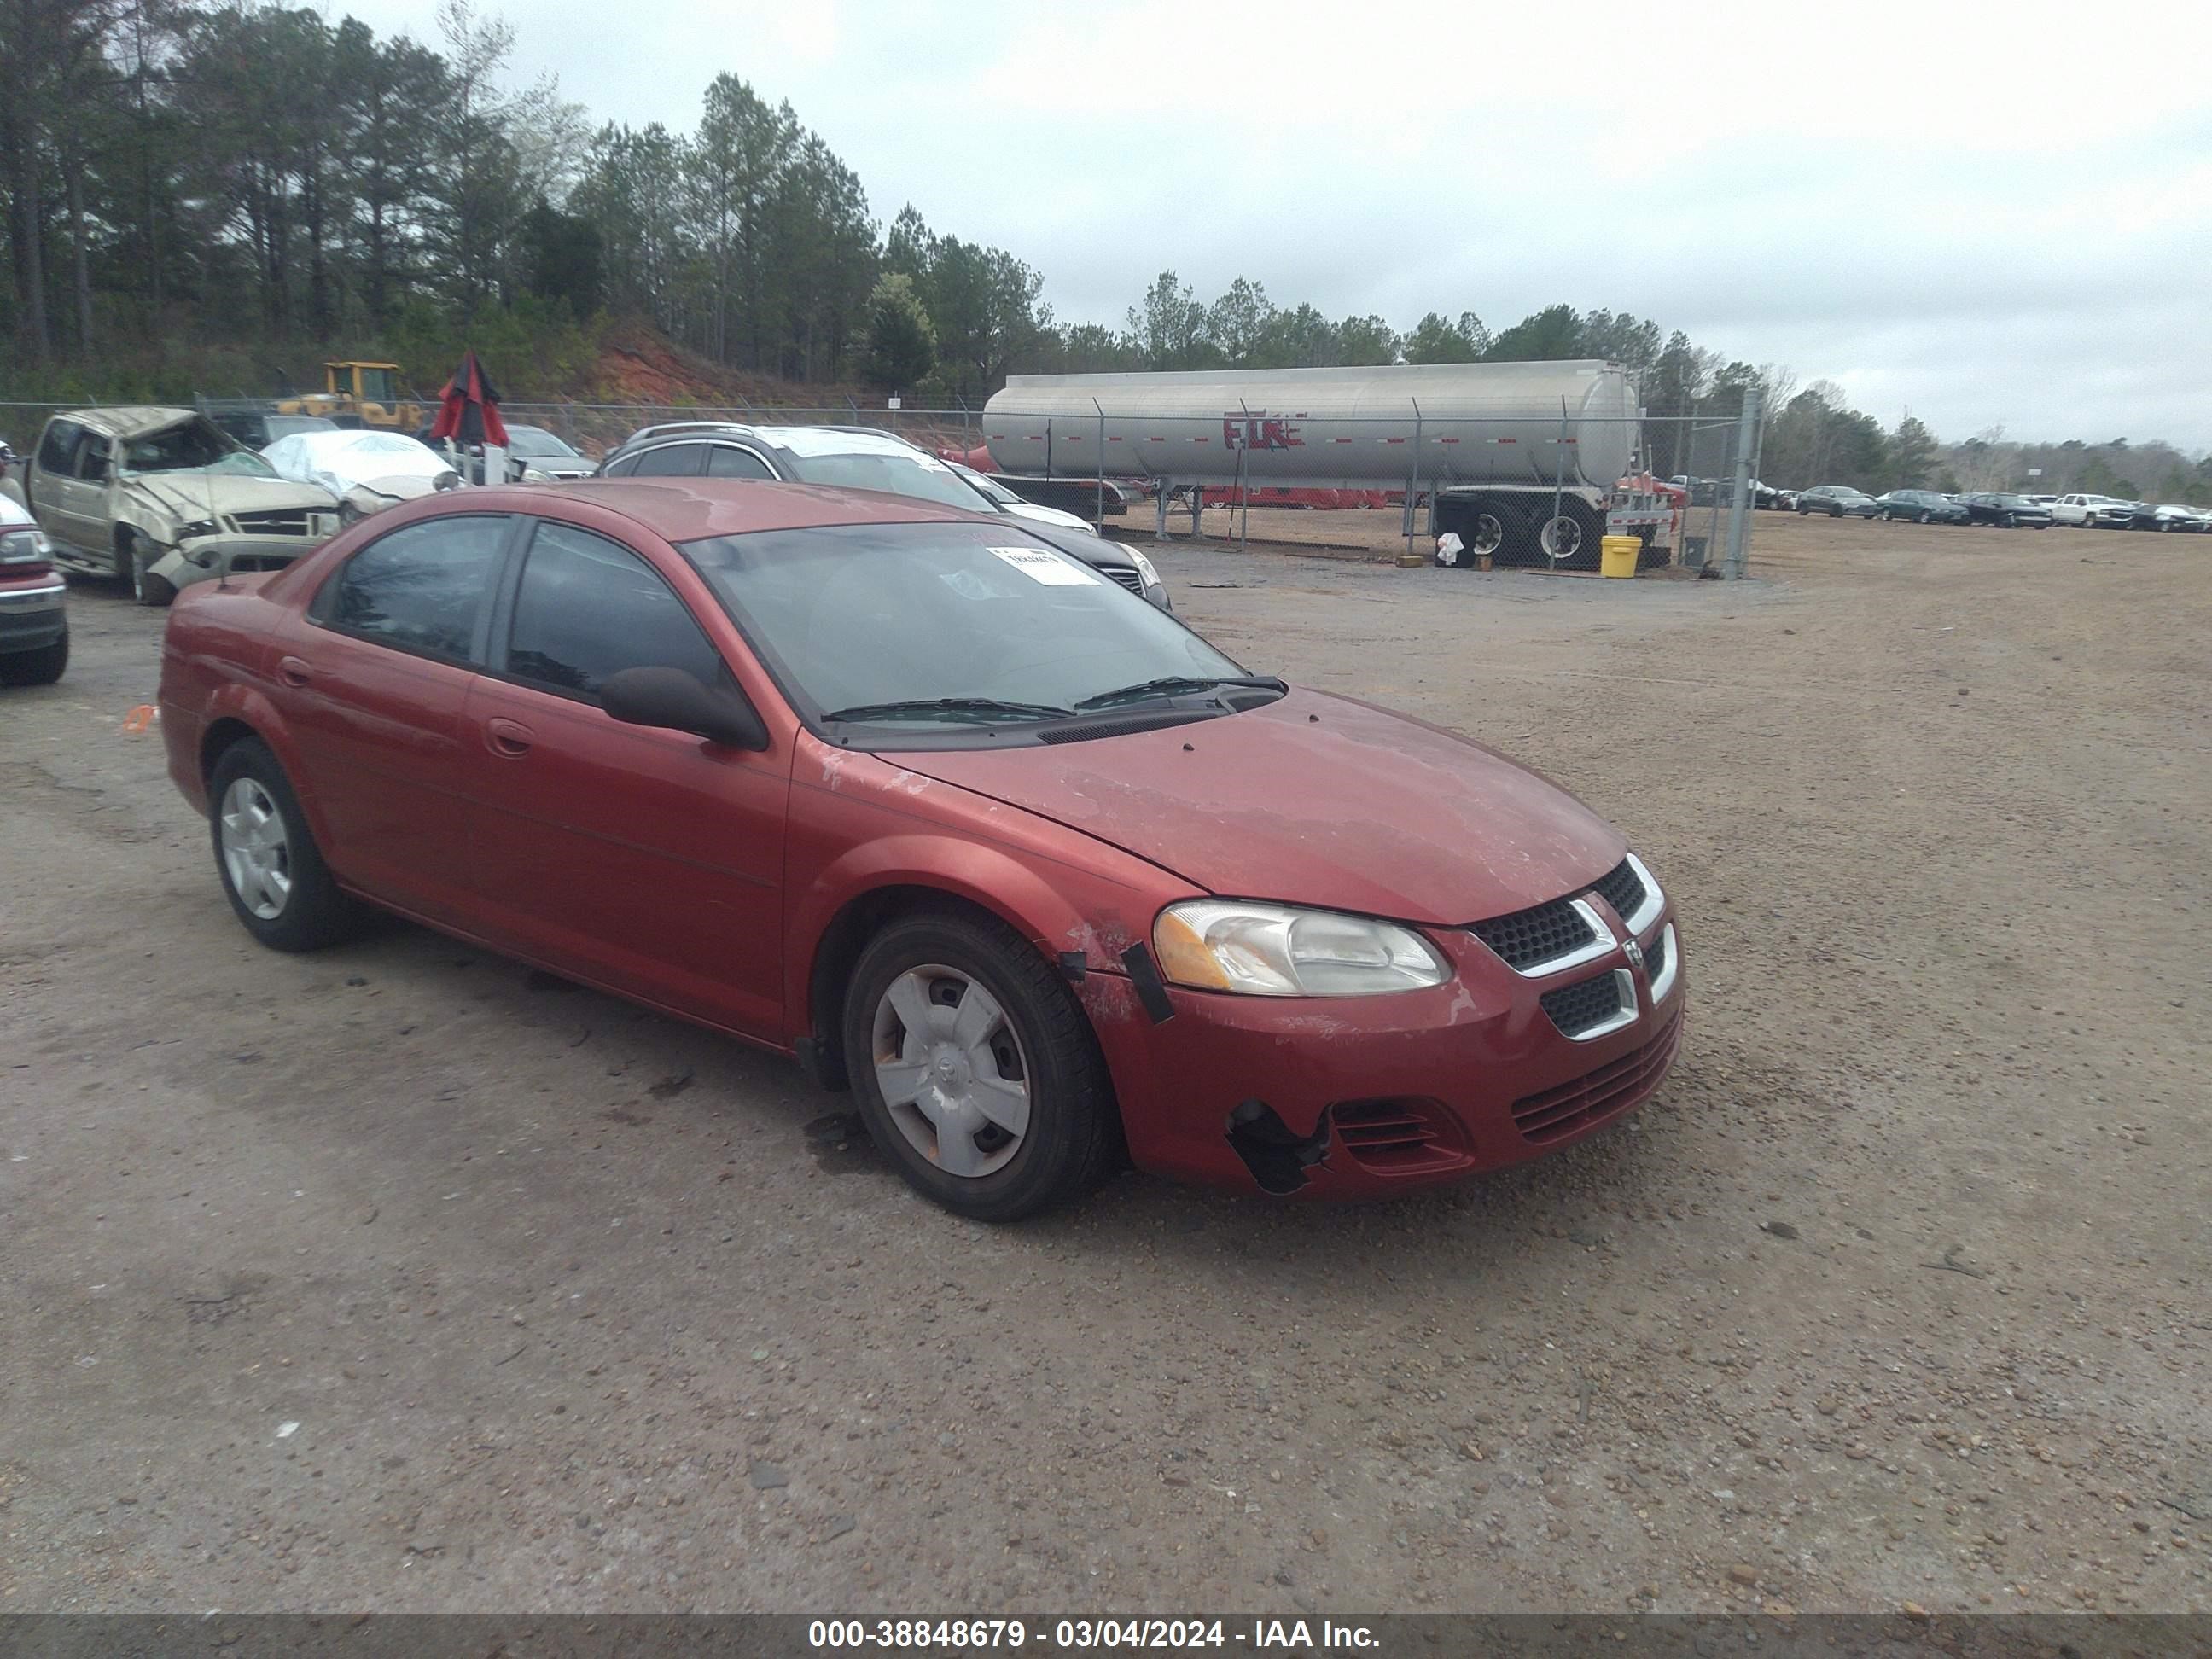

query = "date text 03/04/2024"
[[806, 1619, 1382, 1650]]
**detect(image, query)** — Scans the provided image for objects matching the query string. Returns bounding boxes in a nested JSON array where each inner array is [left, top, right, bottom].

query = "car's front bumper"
[[153, 536, 317, 589], [1086, 908, 1685, 1197], [0, 575, 67, 650]]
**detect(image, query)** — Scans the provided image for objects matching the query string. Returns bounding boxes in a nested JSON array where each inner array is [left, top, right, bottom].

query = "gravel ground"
[[1, 513, 2207, 1615]]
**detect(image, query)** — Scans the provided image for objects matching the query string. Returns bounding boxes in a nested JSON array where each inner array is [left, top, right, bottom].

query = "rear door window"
[[704, 445, 777, 480], [502, 521, 725, 701], [317, 515, 512, 662], [36, 420, 82, 474], [616, 443, 706, 478]]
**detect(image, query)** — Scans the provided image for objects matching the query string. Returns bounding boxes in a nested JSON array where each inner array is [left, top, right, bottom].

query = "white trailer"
[[981, 360, 1640, 567]]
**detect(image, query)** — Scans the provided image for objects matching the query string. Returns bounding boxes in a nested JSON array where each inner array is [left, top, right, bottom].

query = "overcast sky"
[[353, 0, 2212, 451]]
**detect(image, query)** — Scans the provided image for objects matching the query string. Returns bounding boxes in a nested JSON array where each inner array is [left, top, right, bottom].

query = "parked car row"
[[10, 405, 1156, 614], [1778, 483, 2209, 531]]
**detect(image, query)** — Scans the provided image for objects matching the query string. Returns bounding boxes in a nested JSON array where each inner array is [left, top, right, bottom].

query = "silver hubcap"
[[871, 964, 1031, 1179], [1541, 515, 1583, 560], [1470, 513, 1505, 554], [219, 777, 293, 920]]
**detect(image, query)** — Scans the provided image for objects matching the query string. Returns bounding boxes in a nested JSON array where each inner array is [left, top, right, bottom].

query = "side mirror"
[[601, 665, 769, 751]]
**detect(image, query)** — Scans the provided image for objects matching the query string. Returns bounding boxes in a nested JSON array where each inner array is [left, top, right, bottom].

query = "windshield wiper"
[[1073, 675, 1287, 712], [820, 696, 1074, 725]]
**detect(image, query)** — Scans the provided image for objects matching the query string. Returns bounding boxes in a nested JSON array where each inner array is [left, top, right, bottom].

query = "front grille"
[[1331, 1099, 1460, 1173], [1100, 566, 1145, 593], [1539, 971, 1627, 1039], [1512, 1010, 1683, 1143], [1590, 858, 1646, 923], [1643, 927, 1668, 985], [1470, 898, 1596, 971], [230, 509, 319, 537]]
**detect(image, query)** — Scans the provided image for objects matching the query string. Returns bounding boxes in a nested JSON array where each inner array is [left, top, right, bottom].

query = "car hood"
[[122, 473, 340, 520], [1019, 521, 1138, 571], [894, 688, 1626, 924]]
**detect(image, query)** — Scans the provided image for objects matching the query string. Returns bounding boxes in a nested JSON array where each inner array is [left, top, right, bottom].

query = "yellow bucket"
[[1599, 534, 1641, 579]]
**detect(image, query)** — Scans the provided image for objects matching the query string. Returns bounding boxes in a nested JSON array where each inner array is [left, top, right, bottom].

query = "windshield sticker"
[[988, 546, 1097, 585]]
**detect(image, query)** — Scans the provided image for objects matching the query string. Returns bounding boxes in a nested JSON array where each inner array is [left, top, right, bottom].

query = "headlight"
[[175, 519, 220, 542], [1153, 900, 1448, 998], [1131, 550, 1161, 588], [0, 526, 49, 562]]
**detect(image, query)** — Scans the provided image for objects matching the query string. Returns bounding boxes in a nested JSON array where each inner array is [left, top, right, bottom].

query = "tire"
[[2002, 512, 2017, 528], [1796, 504, 1808, 515], [1533, 499, 1602, 569], [841, 905, 1120, 1221], [1917, 510, 1932, 525], [122, 533, 175, 608], [1828, 504, 1842, 518], [207, 737, 364, 952], [0, 632, 67, 686]]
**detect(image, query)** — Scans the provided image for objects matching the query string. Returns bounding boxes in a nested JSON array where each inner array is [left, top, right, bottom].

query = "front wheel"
[[208, 737, 365, 951], [123, 535, 176, 608], [0, 632, 67, 685], [842, 906, 1120, 1221], [1917, 510, 1932, 524]]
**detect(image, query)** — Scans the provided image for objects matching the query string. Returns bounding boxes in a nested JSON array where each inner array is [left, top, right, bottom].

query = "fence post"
[[1550, 398, 1569, 565], [1237, 400, 1251, 552], [1093, 398, 1106, 526], [1406, 399, 1422, 562], [1725, 387, 1762, 579]]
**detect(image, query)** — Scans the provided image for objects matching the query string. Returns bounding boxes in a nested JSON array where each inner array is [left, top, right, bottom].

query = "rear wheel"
[[1533, 499, 1602, 569], [2002, 511, 2018, 528], [0, 632, 67, 686], [208, 738, 364, 951], [841, 906, 1119, 1221]]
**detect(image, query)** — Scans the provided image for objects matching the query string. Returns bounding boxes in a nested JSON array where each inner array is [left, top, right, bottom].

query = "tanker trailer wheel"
[[1534, 501, 1603, 570]]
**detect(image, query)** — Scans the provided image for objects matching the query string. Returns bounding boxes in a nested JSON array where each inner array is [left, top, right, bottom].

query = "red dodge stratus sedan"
[[160, 480, 1683, 1219]]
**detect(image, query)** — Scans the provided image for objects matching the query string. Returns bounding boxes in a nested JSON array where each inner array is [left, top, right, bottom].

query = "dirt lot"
[[2, 512, 2207, 1615]]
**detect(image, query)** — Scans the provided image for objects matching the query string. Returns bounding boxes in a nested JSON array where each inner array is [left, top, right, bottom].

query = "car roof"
[[53, 405, 200, 439], [497, 477, 988, 541]]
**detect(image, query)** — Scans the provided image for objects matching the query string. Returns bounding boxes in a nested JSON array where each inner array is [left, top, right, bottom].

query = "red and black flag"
[[429, 350, 509, 448]]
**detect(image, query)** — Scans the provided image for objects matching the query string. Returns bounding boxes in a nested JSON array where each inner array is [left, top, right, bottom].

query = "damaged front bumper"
[[1082, 915, 1685, 1198], [151, 532, 329, 591]]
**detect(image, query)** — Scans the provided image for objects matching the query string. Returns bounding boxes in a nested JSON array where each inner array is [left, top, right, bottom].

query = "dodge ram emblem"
[[1622, 938, 1644, 971]]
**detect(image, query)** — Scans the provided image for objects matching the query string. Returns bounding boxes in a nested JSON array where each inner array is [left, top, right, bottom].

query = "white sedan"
[[262, 429, 463, 518]]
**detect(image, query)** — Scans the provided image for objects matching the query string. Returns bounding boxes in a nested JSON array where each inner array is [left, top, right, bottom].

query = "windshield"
[[785, 449, 995, 511], [681, 521, 1244, 736], [507, 426, 581, 459], [121, 421, 276, 477]]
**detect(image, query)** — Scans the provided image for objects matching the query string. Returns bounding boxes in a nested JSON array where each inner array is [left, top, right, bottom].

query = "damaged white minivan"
[[26, 407, 343, 606]]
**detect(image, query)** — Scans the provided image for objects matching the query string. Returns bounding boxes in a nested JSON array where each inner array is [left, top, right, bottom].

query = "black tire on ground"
[[0, 632, 67, 685], [2002, 512, 2017, 528], [207, 736, 365, 952], [1828, 504, 1842, 517], [1917, 510, 1932, 524], [1796, 504, 1809, 515], [1531, 498, 1604, 570], [841, 904, 1121, 1222], [121, 533, 176, 608]]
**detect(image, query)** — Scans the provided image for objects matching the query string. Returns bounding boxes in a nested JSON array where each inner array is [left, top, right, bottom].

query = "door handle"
[[276, 655, 313, 688], [486, 716, 534, 757]]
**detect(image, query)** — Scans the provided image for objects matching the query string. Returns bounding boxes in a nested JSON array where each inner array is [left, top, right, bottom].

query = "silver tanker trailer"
[[982, 360, 1642, 568]]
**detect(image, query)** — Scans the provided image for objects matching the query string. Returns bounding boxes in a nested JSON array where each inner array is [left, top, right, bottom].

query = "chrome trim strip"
[[1647, 923, 1679, 1004], [1566, 969, 1641, 1042], [0, 580, 67, 611], [1621, 851, 1666, 934]]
